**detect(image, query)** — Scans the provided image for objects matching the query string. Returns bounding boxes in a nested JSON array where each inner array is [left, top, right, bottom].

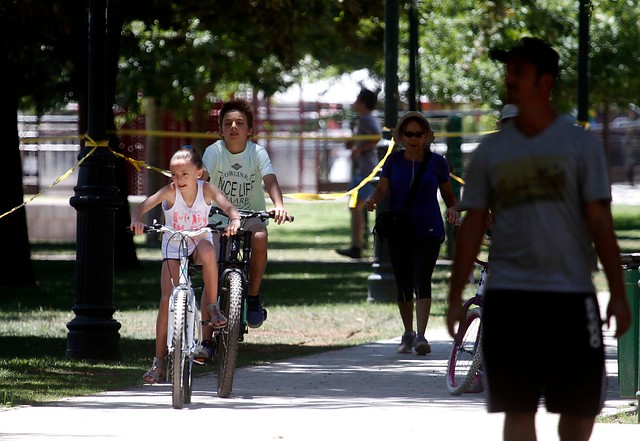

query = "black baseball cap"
[[490, 37, 559, 79]]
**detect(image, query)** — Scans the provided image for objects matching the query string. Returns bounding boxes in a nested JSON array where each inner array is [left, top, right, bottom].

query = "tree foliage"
[[406, 0, 640, 115], [116, 1, 385, 120], [3, 0, 640, 290]]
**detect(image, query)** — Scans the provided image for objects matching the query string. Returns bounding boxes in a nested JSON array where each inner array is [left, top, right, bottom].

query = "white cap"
[[500, 104, 518, 121]]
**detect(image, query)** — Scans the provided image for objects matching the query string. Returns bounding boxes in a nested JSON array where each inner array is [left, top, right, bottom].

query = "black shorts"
[[482, 289, 606, 417]]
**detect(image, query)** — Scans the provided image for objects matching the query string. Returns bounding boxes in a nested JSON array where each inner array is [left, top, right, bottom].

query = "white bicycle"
[[142, 223, 211, 409]]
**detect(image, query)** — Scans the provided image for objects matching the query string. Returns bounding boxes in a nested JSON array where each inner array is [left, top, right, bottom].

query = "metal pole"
[[67, 0, 122, 360], [383, 0, 399, 129], [446, 114, 463, 259], [408, 1, 419, 111], [577, 0, 591, 126], [368, 0, 399, 302]]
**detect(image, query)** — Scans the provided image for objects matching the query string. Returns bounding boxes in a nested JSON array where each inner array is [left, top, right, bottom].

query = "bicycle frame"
[[209, 207, 293, 398], [459, 262, 487, 315], [166, 233, 199, 362]]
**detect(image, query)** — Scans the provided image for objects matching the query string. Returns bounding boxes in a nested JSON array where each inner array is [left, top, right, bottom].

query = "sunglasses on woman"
[[403, 130, 424, 138]]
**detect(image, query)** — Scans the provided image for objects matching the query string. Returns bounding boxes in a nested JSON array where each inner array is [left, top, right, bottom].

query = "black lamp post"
[[66, 0, 121, 360], [367, 0, 399, 302]]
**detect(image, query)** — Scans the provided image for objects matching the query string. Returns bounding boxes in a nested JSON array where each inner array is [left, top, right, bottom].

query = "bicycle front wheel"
[[182, 291, 198, 405], [171, 289, 188, 409], [216, 271, 243, 398], [445, 307, 483, 396]]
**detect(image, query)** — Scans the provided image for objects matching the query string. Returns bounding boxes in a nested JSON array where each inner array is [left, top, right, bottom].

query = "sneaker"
[[335, 247, 362, 259], [193, 340, 215, 363], [414, 335, 432, 355], [247, 295, 266, 328], [396, 331, 416, 354]]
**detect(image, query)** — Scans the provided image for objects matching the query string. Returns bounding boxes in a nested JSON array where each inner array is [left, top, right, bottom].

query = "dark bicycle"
[[208, 207, 293, 398]]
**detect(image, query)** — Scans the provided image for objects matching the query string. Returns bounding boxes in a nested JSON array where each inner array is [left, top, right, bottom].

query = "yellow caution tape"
[[449, 173, 465, 185], [8, 130, 468, 220], [284, 138, 396, 207], [1, 135, 102, 219], [109, 148, 171, 177]]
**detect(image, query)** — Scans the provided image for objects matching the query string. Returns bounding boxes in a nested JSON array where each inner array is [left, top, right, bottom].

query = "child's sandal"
[[207, 304, 228, 329], [142, 357, 165, 384]]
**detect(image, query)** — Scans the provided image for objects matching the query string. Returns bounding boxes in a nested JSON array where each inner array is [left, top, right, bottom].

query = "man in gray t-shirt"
[[335, 88, 382, 259], [447, 37, 630, 441]]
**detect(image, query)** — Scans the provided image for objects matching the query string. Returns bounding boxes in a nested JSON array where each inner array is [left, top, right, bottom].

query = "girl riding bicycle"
[[130, 146, 241, 384]]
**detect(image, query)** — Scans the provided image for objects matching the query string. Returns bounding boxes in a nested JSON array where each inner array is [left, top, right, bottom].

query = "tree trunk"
[[2, 56, 36, 288], [143, 96, 165, 245], [107, 9, 139, 270]]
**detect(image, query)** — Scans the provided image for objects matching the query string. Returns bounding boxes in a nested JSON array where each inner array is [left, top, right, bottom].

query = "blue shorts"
[[482, 289, 606, 417], [349, 175, 375, 201]]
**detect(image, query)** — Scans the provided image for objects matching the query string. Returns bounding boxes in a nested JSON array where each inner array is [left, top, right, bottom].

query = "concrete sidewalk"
[[0, 325, 637, 441]]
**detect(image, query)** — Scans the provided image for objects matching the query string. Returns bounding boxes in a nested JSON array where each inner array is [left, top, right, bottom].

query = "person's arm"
[[263, 174, 289, 224], [447, 208, 489, 338], [351, 136, 380, 161], [129, 185, 171, 234], [204, 182, 241, 235], [365, 176, 390, 212], [439, 181, 461, 226], [584, 199, 632, 338]]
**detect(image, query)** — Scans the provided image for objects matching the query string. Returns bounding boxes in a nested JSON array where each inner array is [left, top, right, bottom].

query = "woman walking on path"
[[366, 111, 460, 355]]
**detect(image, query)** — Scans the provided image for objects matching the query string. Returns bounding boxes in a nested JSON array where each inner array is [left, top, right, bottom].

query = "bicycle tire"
[[445, 307, 483, 396], [182, 291, 197, 404], [171, 289, 187, 409], [216, 271, 242, 398]]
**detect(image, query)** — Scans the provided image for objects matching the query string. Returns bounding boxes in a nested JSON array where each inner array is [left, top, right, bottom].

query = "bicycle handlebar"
[[127, 206, 294, 236], [210, 207, 294, 223], [138, 223, 216, 237]]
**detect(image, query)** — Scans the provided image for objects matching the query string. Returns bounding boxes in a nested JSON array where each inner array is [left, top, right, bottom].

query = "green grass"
[[1, 199, 639, 408], [596, 408, 638, 424]]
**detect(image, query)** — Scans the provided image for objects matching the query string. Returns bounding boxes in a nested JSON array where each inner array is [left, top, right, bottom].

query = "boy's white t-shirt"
[[202, 140, 275, 221]]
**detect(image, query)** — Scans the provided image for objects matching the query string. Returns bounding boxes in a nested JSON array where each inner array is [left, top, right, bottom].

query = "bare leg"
[[415, 298, 432, 337], [504, 412, 537, 441], [558, 414, 595, 441], [398, 300, 414, 334], [156, 260, 179, 360], [350, 199, 367, 249], [195, 240, 224, 332], [248, 230, 268, 297], [200, 290, 213, 342]]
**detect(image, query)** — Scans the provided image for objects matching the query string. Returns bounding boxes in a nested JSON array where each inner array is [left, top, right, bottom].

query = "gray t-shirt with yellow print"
[[461, 117, 611, 293]]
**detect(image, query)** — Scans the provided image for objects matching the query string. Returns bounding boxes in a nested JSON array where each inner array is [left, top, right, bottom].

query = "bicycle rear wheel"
[[216, 271, 242, 398], [171, 289, 188, 409], [446, 307, 483, 396]]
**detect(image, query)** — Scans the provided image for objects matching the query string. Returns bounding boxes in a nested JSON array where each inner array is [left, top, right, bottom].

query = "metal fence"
[[19, 107, 640, 197]]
